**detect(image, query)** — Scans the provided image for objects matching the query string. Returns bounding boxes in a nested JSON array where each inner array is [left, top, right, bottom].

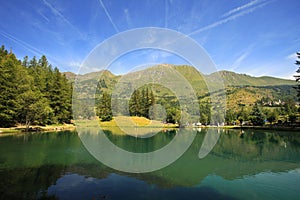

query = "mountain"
[[66, 64, 297, 112], [207, 70, 295, 87], [66, 65, 294, 89], [64, 70, 119, 82], [65, 70, 120, 99]]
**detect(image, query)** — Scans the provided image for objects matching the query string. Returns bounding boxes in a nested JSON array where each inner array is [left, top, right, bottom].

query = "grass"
[[99, 116, 178, 128], [99, 116, 154, 127], [0, 128, 22, 134], [74, 116, 178, 136], [0, 123, 75, 134], [42, 124, 75, 131], [97, 116, 178, 136]]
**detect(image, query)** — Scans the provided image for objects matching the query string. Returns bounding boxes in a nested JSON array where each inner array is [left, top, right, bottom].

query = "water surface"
[[0, 129, 299, 199]]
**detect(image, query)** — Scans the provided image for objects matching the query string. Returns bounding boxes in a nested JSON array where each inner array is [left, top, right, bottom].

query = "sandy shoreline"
[[0, 124, 76, 134]]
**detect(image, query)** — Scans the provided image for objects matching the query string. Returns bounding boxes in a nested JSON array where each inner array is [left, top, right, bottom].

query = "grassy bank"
[[0, 124, 75, 134], [99, 116, 178, 128], [98, 116, 178, 136]]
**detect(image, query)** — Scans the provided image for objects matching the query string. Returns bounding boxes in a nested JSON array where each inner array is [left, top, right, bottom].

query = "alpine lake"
[[0, 127, 300, 200]]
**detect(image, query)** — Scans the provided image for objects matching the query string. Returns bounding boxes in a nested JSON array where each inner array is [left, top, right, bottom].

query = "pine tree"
[[199, 101, 211, 125], [294, 52, 300, 102], [150, 89, 155, 106], [250, 103, 265, 126], [97, 92, 112, 121], [140, 88, 147, 117], [48, 67, 72, 123], [0, 50, 19, 126], [128, 87, 156, 119], [29, 56, 38, 69], [129, 90, 139, 116], [22, 56, 29, 67], [0, 46, 73, 127]]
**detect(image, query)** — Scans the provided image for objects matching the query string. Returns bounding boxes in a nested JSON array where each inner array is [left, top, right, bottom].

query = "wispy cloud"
[[222, 0, 264, 17], [231, 52, 251, 71], [188, 0, 272, 36], [146, 50, 172, 63], [37, 10, 50, 22], [286, 52, 298, 61], [0, 30, 70, 71], [98, 0, 119, 32], [68, 61, 82, 67], [42, 0, 85, 39], [0, 31, 43, 56], [123, 8, 131, 26], [230, 44, 256, 71]]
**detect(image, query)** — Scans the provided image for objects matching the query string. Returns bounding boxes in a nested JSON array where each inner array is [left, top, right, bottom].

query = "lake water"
[[0, 128, 299, 200]]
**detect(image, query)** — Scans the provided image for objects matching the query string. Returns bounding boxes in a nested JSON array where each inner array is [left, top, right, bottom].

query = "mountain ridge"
[[64, 64, 295, 87]]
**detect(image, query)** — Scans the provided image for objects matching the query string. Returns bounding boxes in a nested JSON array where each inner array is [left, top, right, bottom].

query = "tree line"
[[96, 86, 210, 125], [225, 101, 298, 126], [96, 86, 299, 126], [295, 52, 300, 102], [0, 45, 72, 129], [96, 86, 183, 123], [96, 87, 157, 122]]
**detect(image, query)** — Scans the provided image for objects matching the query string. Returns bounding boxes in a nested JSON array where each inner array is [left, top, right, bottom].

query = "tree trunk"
[[25, 116, 31, 132]]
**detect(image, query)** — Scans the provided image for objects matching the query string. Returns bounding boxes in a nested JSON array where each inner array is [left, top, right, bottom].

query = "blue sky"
[[0, 0, 299, 78]]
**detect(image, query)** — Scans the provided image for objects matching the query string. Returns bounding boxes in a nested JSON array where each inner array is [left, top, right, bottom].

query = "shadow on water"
[[0, 129, 299, 199]]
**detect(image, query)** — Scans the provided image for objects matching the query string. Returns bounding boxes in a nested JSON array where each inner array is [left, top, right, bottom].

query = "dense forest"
[[0, 45, 72, 129], [96, 87, 299, 126], [96, 86, 184, 124]]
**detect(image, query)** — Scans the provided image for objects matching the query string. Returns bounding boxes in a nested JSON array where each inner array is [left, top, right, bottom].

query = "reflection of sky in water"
[[48, 173, 143, 200], [47, 169, 300, 200], [47, 173, 235, 200], [198, 169, 300, 200]]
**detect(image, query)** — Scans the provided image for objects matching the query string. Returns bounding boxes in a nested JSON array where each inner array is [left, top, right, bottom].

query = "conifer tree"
[[0, 46, 73, 127], [250, 103, 265, 126], [97, 92, 112, 121], [294, 52, 300, 102]]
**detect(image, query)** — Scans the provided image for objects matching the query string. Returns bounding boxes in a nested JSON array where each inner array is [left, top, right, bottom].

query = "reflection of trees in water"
[[0, 165, 63, 200], [103, 129, 177, 153], [214, 130, 300, 162]]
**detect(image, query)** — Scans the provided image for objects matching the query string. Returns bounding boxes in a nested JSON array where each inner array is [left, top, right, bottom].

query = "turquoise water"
[[0, 129, 299, 199]]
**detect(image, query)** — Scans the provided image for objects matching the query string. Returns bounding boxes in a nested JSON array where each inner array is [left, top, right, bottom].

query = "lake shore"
[[0, 124, 76, 134], [230, 125, 300, 131], [185, 125, 300, 131], [1, 120, 299, 134]]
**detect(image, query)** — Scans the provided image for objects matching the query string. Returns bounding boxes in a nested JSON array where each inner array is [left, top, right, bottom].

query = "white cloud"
[[37, 10, 50, 22], [286, 52, 298, 61], [188, 0, 272, 36], [0, 31, 43, 56], [222, 0, 264, 17], [42, 0, 85, 39], [124, 8, 131, 26], [68, 61, 82, 67], [98, 0, 119, 32], [230, 43, 257, 71], [230, 51, 250, 71]]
